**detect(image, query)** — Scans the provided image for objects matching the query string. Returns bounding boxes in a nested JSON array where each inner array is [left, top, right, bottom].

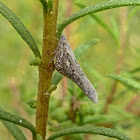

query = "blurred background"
[[0, 0, 140, 139]]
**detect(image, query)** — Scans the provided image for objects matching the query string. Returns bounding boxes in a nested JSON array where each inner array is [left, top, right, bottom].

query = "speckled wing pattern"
[[55, 35, 98, 103]]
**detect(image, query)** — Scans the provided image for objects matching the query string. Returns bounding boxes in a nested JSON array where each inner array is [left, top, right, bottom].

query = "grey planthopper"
[[55, 35, 98, 103]]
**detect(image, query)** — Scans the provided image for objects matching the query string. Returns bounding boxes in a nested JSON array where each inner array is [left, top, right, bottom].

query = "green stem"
[[35, 0, 59, 140]]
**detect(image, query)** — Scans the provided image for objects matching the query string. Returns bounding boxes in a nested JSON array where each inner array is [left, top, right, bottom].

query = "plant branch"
[[35, 0, 59, 139]]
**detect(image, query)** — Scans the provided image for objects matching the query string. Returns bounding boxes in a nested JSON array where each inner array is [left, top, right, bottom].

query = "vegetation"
[[0, 0, 140, 140]]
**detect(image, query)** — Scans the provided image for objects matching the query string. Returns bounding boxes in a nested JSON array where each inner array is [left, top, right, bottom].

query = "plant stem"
[[35, 0, 59, 139], [103, 7, 128, 114]]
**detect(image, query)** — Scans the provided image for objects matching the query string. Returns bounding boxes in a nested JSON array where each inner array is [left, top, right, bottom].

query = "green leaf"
[[51, 38, 99, 85], [0, 106, 27, 140], [2, 121, 27, 140], [0, 2, 41, 58], [108, 73, 140, 90], [0, 109, 36, 139], [47, 126, 132, 140], [57, 0, 140, 37], [75, 2, 118, 45]]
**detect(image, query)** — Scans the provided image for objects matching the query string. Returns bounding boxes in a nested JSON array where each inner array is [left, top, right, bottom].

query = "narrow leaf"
[[51, 38, 99, 85], [75, 2, 118, 44], [0, 106, 27, 140], [0, 2, 41, 58], [0, 109, 36, 138], [108, 74, 140, 90], [57, 0, 140, 37], [2, 121, 27, 140], [47, 126, 131, 140]]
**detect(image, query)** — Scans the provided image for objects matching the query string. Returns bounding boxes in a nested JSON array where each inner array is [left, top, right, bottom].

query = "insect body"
[[55, 35, 98, 103]]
